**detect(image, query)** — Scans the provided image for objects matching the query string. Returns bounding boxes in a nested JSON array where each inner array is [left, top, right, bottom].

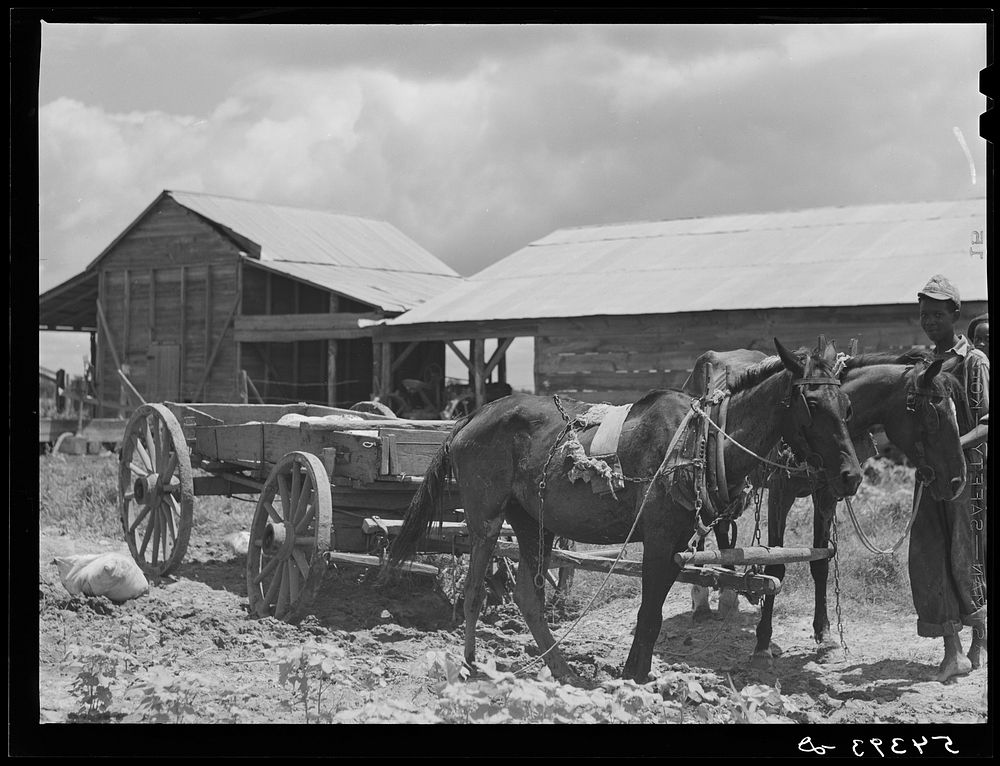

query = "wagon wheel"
[[119, 403, 194, 577], [350, 400, 397, 417], [247, 451, 333, 623]]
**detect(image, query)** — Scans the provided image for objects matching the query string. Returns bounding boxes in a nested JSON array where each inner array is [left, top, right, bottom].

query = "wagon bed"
[[118, 401, 789, 623]]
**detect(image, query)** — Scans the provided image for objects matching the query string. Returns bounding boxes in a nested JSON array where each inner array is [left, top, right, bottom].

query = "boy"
[[910, 274, 988, 682]]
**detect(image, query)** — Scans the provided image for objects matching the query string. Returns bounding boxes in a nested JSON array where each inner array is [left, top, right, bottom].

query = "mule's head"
[[774, 338, 862, 499], [883, 357, 966, 501]]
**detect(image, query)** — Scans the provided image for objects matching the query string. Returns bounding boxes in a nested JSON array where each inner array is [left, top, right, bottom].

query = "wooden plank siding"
[[533, 303, 988, 404], [97, 196, 246, 404]]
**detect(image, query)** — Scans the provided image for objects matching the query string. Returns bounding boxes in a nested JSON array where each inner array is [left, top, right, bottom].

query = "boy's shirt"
[[936, 334, 990, 436]]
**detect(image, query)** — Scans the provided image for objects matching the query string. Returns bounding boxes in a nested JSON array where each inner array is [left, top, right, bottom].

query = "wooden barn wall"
[[239, 267, 385, 406], [98, 197, 242, 405], [533, 304, 989, 405]]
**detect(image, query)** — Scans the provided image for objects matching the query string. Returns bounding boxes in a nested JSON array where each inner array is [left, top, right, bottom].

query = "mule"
[[683, 348, 967, 669], [383, 339, 863, 683]]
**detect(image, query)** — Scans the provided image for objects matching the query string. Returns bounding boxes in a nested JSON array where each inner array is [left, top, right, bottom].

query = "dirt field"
[[30, 453, 990, 753]]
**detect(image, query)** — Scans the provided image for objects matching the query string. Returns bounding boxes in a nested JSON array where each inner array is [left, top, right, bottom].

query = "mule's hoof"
[[717, 590, 740, 619], [750, 652, 774, 671], [692, 607, 715, 623], [769, 641, 783, 658]]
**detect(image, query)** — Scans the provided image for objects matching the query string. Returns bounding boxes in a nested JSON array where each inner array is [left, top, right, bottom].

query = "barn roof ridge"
[[166, 189, 387, 223], [538, 195, 987, 238]]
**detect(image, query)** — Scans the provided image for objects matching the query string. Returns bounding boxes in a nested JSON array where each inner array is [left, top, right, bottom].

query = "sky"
[[34, 18, 989, 392]]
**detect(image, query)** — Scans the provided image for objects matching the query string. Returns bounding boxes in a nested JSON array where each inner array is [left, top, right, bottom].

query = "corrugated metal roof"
[[391, 198, 988, 325], [168, 191, 461, 311]]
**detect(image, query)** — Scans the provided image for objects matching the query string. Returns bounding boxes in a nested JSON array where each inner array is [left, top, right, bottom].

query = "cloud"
[[38, 22, 986, 294]]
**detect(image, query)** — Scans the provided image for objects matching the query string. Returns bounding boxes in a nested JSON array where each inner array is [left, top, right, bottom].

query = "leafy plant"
[[274, 642, 386, 723], [135, 667, 202, 723], [63, 643, 137, 720]]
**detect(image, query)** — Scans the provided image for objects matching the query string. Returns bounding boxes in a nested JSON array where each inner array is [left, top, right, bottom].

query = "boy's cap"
[[917, 274, 961, 310]]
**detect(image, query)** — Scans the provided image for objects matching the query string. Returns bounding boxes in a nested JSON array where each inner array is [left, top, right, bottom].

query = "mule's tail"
[[379, 414, 473, 581]]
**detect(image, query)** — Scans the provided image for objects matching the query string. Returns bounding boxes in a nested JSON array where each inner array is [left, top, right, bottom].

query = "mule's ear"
[[822, 340, 838, 366], [774, 337, 804, 377], [920, 357, 945, 386]]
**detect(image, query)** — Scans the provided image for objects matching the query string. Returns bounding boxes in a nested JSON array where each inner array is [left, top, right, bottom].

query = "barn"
[[380, 197, 989, 404], [38, 190, 463, 414]]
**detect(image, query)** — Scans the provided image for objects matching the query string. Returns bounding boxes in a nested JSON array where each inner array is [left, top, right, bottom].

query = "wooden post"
[[179, 265, 187, 400], [205, 265, 213, 395], [75, 378, 85, 435], [327, 294, 339, 406], [471, 338, 486, 411], [193, 298, 240, 401], [380, 342, 392, 400], [239, 369, 249, 404], [123, 268, 131, 365], [235, 260, 243, 401], [149, 268, 156, 345], [97, 272, 105, 417]]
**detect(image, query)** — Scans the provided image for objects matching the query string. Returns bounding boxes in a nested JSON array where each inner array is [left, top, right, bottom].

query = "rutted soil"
[[38, 525, 988, 727]]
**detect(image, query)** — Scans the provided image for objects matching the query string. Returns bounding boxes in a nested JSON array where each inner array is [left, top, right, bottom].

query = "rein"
[[842, 481, 924, 555]]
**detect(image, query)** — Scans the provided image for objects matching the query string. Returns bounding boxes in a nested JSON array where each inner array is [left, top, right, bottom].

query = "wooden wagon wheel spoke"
[[162, 498, 177, 542], [275, 563, 291, 618], [161, 452, 179, 485], [133, 438, 153, 472], [294, 502, 316, 535], [119, 404, 194, 578], [261, 559, 284, 611], [287, 561, 300, 605], [291, 471, 312, 528], [143, 415, 158, 470], [289, 467, 303, 521], [291, 548, 311, 580], [128, 503, 152, 534], [138, 508, 156, 556], [150, 508, 161, 566], [252, 553, 282, 586], [276, 473, 292, 522], [247, 451, 332, 624], [263, 500, 282, 524]]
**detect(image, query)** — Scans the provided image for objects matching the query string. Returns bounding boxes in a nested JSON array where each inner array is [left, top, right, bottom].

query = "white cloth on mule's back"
[[53, 552, 149, 601]]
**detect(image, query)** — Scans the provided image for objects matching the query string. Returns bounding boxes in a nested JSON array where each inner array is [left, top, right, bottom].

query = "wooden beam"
[[238, 369, 249, 404], [97, 272, 105, 416], [194, 298, 241, 401], [123, 268, 130, 361], [205, 265, 213, 365], [233, 313, 382, 342], [95, 299, 123, 373], [380, 342, 392, 399], [327, 294, 340, 406], [483, 337, 515, 379], [376, 318, 542, 343], [235, 261, 243, 400], [118, 367, 147, 406], [471, 339, 485, 410], [390, 341, 419, 373], [148, 268, 155, 345], [179, 266, 187, 399], [446, 341, 471, 371], [246, 374, 265, 405], [674, 546, 835, 567]]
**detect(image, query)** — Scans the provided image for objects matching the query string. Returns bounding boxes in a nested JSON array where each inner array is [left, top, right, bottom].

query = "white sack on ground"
[[53, 552, 150, 601]]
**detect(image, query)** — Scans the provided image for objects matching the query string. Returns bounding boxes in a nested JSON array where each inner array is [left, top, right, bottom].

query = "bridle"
[[780, 374, 846, 473], [905, 380, 947, 487]]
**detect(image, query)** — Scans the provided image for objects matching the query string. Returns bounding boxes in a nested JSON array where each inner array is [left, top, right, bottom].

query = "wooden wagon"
[[118, 401, 802, 622]]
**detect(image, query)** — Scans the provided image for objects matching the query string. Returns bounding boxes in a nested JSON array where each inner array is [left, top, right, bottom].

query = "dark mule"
[[383, 339, 862, 683], [685, 348, 967, 668]]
